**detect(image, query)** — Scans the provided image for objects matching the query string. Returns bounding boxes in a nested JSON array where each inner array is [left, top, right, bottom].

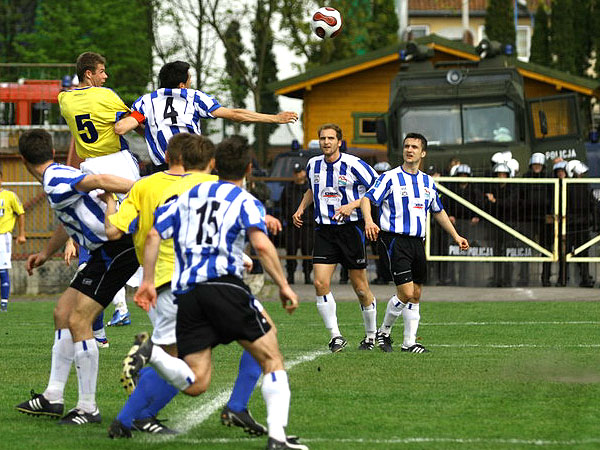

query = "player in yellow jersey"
[[0, 170, 26, 312], [60, 52, 138, 329], [59, 52, 140, 181]]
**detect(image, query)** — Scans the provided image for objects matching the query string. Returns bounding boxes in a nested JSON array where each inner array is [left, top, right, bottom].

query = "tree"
[[223, 20, 249, 135], [530, 1, 551, 66], [551, 0, 576, 74], [15, 0, 153, 105], [252, 0, 279, 162], [280, 0, 399, 68], [0, 0, 37, 65], [572, 0, 593, 76], [484, 0, 516, 48]]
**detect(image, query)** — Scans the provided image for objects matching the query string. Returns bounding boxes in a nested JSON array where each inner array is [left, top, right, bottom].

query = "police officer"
[[281, 162, 313, 284]]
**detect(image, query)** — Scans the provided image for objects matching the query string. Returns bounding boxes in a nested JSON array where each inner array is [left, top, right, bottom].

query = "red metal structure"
[[0, 79, 61, 125]]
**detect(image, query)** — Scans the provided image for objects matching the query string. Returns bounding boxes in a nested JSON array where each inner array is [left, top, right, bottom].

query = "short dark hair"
[[403, 132, 428, 151], [166, 134, 215, 171], [215, 136, 251, 180], [76, 52, 106, 81], [318, 123, 342, 140], [19, 129, 54, 165], [159, 61, 190, 89]]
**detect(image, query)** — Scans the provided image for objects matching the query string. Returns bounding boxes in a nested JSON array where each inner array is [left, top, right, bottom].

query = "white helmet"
[[491, 152, 505, 165], [529, 152, 545, 166], [493, 163, 511, 174], [552, 161, 568, 172], [566, 159, 580, 178], [453, 164, 472, 176], [572, 161, 589, 176], [506, 159, 519, 178], [373, 161, 392, 173]]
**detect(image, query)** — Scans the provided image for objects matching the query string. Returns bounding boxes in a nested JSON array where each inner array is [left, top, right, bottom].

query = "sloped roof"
[[270, 34, 599, 99]]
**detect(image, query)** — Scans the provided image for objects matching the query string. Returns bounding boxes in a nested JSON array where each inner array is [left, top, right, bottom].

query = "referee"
[[360, 133, 469, 353]]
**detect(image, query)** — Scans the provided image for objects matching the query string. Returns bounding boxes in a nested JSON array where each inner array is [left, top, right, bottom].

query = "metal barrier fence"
[[4, 176, 600, 287]]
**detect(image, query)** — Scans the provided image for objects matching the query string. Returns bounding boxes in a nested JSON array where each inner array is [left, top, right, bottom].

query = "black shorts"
[[379, 232, 427, 285], [175, 275, 271, 359], [313, 220, 367, 269], [70, 235, 139, 308]]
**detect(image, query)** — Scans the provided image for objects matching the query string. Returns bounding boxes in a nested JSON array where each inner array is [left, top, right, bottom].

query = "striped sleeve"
[[45, 166, 86, 208], [364, 173, 390, 207], [154, 200, 179, 240], [430, 181, 444, 212], [131, 95, 146, 118], [194, 90, 222, 118], [355, 159, 377, 188], [240, 198, 267, 233]]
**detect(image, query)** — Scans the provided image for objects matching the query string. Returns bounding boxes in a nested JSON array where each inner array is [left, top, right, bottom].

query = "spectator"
[[281, 163, 313, 284]]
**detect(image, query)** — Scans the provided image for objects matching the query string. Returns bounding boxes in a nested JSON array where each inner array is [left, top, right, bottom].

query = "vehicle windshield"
[[400, 101, 516, 146]]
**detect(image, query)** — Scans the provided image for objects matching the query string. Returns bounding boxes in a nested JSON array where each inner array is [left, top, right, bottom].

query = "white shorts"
[[150, 286, 264, 346], [80, 151, 140, 200], [0, 233, 11, 269]]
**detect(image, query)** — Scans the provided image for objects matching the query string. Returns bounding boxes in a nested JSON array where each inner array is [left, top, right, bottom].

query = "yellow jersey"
[[0, 189, 25, 234], [58, 86, 130, 159], [109, 171, 217, 287]]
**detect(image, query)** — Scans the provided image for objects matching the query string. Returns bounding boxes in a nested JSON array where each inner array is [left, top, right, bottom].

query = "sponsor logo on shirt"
[[413, 202, 424, 209], [338, 175, 348, 187]]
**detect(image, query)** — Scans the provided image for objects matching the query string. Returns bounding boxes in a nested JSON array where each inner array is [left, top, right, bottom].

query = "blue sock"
[[136, 369, 179, 419], [92, 310, 104, 332], [0, 270, 10, 300], [117, 367, 154, 428], [117, 367, 179, 426], [227, 350, 262, 412]]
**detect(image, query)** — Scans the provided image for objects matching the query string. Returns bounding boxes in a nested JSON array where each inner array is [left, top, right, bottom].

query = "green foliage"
[[15, 0, 153, 106], [280, 0, 399, 69], [252, 0, 280, 162], [0, 0, 37, 63], [224, 20, 249, 111], [484, 0, 516, 48], [572, 0, 593, 76], [530, 1, 551, 66], [551, 0, 577, 74], [594, 0, 600, 77], [0, 300, 599, 449]]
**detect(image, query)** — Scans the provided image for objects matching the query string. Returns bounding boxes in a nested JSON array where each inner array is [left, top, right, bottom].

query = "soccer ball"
[[311, 7, 343, 39]]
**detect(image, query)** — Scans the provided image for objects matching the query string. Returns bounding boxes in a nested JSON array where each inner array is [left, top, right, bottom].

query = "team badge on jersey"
[[338, 175, 348, 187], [400, 186, 409, 197]]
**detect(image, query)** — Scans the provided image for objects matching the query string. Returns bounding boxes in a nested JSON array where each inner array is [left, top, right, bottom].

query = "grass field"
[[0, 298, 599, 450]]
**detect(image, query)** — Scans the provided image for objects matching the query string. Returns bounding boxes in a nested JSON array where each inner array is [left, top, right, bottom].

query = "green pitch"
[[0, 299, 598, 449]]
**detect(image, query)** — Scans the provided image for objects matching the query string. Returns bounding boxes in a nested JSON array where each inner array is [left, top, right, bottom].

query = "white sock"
[[74, 339, 99, 413], [379, 295, 405, 336], [44, 329, 74, 403], [261, 370, 290, 442], [149, 344, 195, 391], [112, 288, 128, 314], [361, 299, 377, 340], [402, 302, 421, 347], [316, 292, 341, 338], [92, 327, 106, 341]]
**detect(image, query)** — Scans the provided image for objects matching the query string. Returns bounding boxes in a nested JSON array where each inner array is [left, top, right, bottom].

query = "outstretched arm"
[[75, 173, 134, 195], [212, 107, 298, 124], [433, 210, 469, 250]]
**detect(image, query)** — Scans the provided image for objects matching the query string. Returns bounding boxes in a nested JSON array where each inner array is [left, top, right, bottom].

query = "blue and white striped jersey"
[[43, 163, 108, 250], [364, 167, 443, 238], [306, 153, 377, 225], [131, 88, 221, 165], [154, 180, 267, 294]]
